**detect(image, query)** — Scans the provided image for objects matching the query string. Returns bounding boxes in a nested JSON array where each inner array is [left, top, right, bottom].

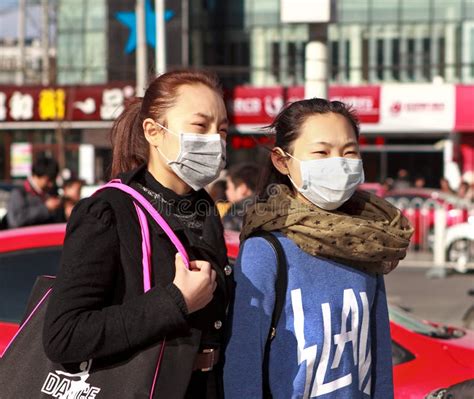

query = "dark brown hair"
[[110, 69, 223, 178], [256, 98, 360, 200], [228, 163, 260, 193]]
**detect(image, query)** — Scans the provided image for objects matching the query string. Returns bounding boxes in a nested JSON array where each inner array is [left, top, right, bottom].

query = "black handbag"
[[0, 181, 192, 399]]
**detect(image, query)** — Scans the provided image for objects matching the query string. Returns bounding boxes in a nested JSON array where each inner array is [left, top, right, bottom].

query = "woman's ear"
[[271, 147, 290, 175], [143, 118, 163, 146]]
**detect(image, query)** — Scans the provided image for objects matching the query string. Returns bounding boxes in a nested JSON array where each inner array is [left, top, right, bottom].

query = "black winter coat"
[[42, 165, 234, 398]]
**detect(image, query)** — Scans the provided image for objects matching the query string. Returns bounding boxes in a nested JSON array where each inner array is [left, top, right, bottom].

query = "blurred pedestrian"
[[223, 163, 259, 231], [42, 69, 232, 399], [224, 99, 413, 398], [208, 179, 231, 217], [382, 177, 394, 193], [440, 177, 455, 195], [6, 156, 61, 228], [414, 175, 426, 188], [457, 181, 470, 199], [53, 178, 85, 222], [393, 168, 411, 189]]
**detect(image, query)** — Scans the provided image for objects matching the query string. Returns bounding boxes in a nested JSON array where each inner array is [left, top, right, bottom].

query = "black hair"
[[228, 163, 260, 193], [32, 156, 59, 180], [256, 98, 360, 200]]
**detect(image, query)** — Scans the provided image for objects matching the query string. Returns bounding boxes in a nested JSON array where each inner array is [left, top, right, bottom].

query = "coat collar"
[[118, 165, 221, 257]]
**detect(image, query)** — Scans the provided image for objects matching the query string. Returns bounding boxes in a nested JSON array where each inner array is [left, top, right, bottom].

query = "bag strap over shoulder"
[[246, 231, 288, 398], [94, 180, 190, 292]]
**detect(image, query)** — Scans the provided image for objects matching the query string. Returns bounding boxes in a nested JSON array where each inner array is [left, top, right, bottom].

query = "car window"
[[389, 306, 439, 335], [0, 247, 62, 323], [391, 340, 415, 366]]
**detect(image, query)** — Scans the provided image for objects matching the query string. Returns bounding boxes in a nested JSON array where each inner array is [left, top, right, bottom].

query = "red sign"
[[330, 86, 380, 124], [226, 86, 285, 127], [226, 85, 380, 129], [455, 85, 474, 132], [0, 84, 135, 123]]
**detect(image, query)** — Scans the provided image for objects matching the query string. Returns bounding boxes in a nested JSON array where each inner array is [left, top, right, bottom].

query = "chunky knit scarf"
[[241, 185, 414, 274]]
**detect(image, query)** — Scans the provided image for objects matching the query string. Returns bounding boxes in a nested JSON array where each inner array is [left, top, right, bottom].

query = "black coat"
[[43, 165, 233, 398]]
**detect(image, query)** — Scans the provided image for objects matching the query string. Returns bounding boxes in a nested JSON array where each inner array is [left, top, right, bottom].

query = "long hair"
[[110, 69, 223, 178], [256, 98, 360, 200]]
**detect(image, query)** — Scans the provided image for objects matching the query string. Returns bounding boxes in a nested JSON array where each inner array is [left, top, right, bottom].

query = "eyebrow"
[[311, 141, 358, 148], [192, 112, 228, 125]]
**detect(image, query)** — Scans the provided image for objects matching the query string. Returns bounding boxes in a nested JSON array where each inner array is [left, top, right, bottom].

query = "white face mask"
[[155, 122, 226, 191], [287, 154, 365, 210]]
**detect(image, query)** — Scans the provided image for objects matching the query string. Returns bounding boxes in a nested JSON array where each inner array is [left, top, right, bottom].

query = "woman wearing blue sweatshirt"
[[224, 99, 413, 399]]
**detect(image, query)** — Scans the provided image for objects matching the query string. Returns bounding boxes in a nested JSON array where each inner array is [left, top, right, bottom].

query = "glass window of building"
[[57, 0, 107, 85]]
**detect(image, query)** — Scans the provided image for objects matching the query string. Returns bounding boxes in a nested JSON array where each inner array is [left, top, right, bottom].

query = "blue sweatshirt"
[[224, 232, 393, 399]]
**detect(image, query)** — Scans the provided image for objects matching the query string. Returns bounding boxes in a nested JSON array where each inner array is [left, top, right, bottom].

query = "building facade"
[[1, 0, 474, 188]]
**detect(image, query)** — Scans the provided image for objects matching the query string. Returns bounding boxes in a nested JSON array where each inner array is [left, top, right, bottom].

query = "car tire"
[[447, 239, 473, 273]]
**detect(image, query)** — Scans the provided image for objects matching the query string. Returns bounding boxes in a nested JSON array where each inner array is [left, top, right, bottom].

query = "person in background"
[[223, 163, 259, 231], [54, 178, 85, 222], [440, 177, 455, 195], [6, 156, 61, 228], [381, 177, 394, 194], [208, 179, 231, 218], [414, 175, 426, 188], [393, 168, 411, 189], [457, 181, 470, 200]]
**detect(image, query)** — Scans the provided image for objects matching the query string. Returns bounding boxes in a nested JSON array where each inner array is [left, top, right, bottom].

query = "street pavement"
[[385, 264, 474, 328]]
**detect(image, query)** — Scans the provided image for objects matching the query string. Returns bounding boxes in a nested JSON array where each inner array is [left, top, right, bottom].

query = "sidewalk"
[[400, 250, 474, 271]]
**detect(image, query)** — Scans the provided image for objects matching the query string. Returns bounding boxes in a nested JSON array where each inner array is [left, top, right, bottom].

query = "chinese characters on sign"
[[0, 85, 135, 122]]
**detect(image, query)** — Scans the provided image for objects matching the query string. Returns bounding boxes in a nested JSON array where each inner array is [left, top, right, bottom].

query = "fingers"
[[175, 253, 187, 270], [190, 260, 212, 274]]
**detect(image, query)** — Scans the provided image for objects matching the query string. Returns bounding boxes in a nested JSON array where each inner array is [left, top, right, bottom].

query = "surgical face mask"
[[155, 122, 226, 191], [287, 154, 365, 211]]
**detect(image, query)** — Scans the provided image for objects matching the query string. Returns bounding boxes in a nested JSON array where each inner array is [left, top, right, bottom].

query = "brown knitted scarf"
[[241, 185, 414, 274]]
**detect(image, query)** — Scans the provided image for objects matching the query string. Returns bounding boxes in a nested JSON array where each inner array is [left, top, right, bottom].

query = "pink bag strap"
[[134, 203, 153, 292], [95, 180, 190, 291]]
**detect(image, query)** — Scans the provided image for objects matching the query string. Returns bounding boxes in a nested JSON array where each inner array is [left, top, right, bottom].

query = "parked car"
[[384, 188, 472, 248], [1, 224, 474, 398], [445, 218, 474, 271], [390, 305, 474, 398]]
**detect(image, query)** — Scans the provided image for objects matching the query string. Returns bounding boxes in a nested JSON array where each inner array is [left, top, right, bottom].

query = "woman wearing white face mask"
[[224, 99, 414, 399], [43, 70, 233, 398]]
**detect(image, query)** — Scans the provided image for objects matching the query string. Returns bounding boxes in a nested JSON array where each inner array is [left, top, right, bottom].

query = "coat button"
[[224, 265, 233, 276], [214, 320, 222, 330]]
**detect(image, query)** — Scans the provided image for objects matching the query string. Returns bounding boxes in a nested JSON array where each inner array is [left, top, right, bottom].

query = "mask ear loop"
[[154, 122, 176, 164]]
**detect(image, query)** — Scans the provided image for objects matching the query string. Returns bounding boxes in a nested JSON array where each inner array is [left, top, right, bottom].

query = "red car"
[[383, 188, 472, 248], [1, 224, 474, 398]]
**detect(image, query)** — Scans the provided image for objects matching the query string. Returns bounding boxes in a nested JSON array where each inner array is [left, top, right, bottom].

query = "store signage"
[[10, 142, 32, 177], [379, 84, 455, 132], [280, 0, 331, 23], [0, 84, 135, 123], [455, 85, 474, 132], [227, 85, 380, 130]]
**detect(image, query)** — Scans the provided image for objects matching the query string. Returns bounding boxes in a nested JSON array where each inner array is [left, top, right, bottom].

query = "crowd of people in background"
[[381, 168, 474, 201], [1, 156, 84, 229]]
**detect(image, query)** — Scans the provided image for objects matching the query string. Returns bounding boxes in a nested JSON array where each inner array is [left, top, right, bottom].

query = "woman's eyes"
[[344, 151, 359, 156]]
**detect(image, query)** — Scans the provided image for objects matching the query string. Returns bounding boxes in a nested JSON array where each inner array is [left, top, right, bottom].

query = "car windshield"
[[389, 306, 441, 335], [0, 246, 62, 323]]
